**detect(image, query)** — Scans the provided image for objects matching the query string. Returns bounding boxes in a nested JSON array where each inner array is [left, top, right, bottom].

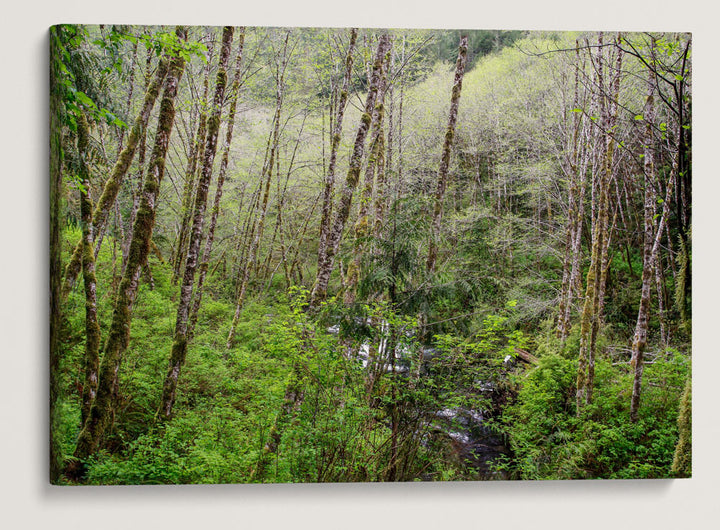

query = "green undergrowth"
[[497, 345, 689, 479], [57, 228, 690, 483]]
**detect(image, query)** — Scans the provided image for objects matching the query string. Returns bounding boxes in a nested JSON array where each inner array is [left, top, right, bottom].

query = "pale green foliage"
[[55, 26, 691, 484]]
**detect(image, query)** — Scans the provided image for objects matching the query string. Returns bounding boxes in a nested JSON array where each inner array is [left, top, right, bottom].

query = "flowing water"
[[433, 406, 510, 479], [329, 321, 512, 480]]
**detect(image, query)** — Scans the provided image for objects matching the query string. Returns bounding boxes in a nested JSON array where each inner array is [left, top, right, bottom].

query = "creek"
[[432, 406, 511, 479], [329, 321, 512, 480]]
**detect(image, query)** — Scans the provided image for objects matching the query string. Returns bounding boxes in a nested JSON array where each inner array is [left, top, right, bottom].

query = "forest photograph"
[[49, 24, 692, 484]]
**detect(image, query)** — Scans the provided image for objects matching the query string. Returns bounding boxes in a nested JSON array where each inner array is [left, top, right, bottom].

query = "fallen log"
[[514, 348, 539, 365]]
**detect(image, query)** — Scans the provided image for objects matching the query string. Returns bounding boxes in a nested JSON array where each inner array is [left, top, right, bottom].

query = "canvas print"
[[49, 24, 691, 484]]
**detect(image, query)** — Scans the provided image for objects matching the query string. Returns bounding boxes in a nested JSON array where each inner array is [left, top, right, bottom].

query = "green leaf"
[[75, 91, 97, 110], [634, 115, 644, 121]]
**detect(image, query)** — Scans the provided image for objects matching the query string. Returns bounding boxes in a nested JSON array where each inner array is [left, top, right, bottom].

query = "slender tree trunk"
[[310, 32, 392, 307], [630, 67, 677, 421], [230, 182, 248, 266], [654, 251, 668, 346], [227, 31, 290, 348], [122, 40, 154, 275], [397, 36, 406, 194], [160, 26, 234, 420], [172, 33, 216, 284], [426, 35, 468, 274], [373, 124, 388, 237], [317, 28, 358, 278], [576, 34, 621, 410], [73, 28, 187, 462], [230, 181, 257, 291], [558, 41, 588, 340], [76, 114, 102, 427], [287, 192, 322, 285], [261, 115, 307, 291], [346, 41, 392, 304], [62, 53, 171, 298], [629, 79, 656, 423], [378, 45, 395, 235], [258, 114, 306, 284], [589, 39, 623, 399], [264, 162, 294, 292], [117, 36, 139, 152], [188, 29, 245, 340]]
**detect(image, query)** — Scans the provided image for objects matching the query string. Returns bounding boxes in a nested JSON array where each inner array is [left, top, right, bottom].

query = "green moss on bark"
[[62, 54, 170, 299], [73, 27, 188, 464], [161, 26, 235, 420], [671, 373, 692, 477]]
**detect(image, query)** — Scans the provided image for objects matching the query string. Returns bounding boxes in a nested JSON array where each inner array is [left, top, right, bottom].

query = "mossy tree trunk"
[[375, 44, 396, 236], [73, 27, 187, 462], [671, 371, 692, 477], [629, 80, 656, 423], [346, 39, 392, 304], [576, 34, 621, 411], [317, 28, 358, 280], [117, 35, 139, 152], [77, 113, 102, 426], [62, 52, 171, 299], [310, 32, 392, 307], [187, 28, 245, 340], [172, 31, 216, 285], [426, 35, 468, 275], [122, 36, 155, 275], [160, 26, 234, 420]]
